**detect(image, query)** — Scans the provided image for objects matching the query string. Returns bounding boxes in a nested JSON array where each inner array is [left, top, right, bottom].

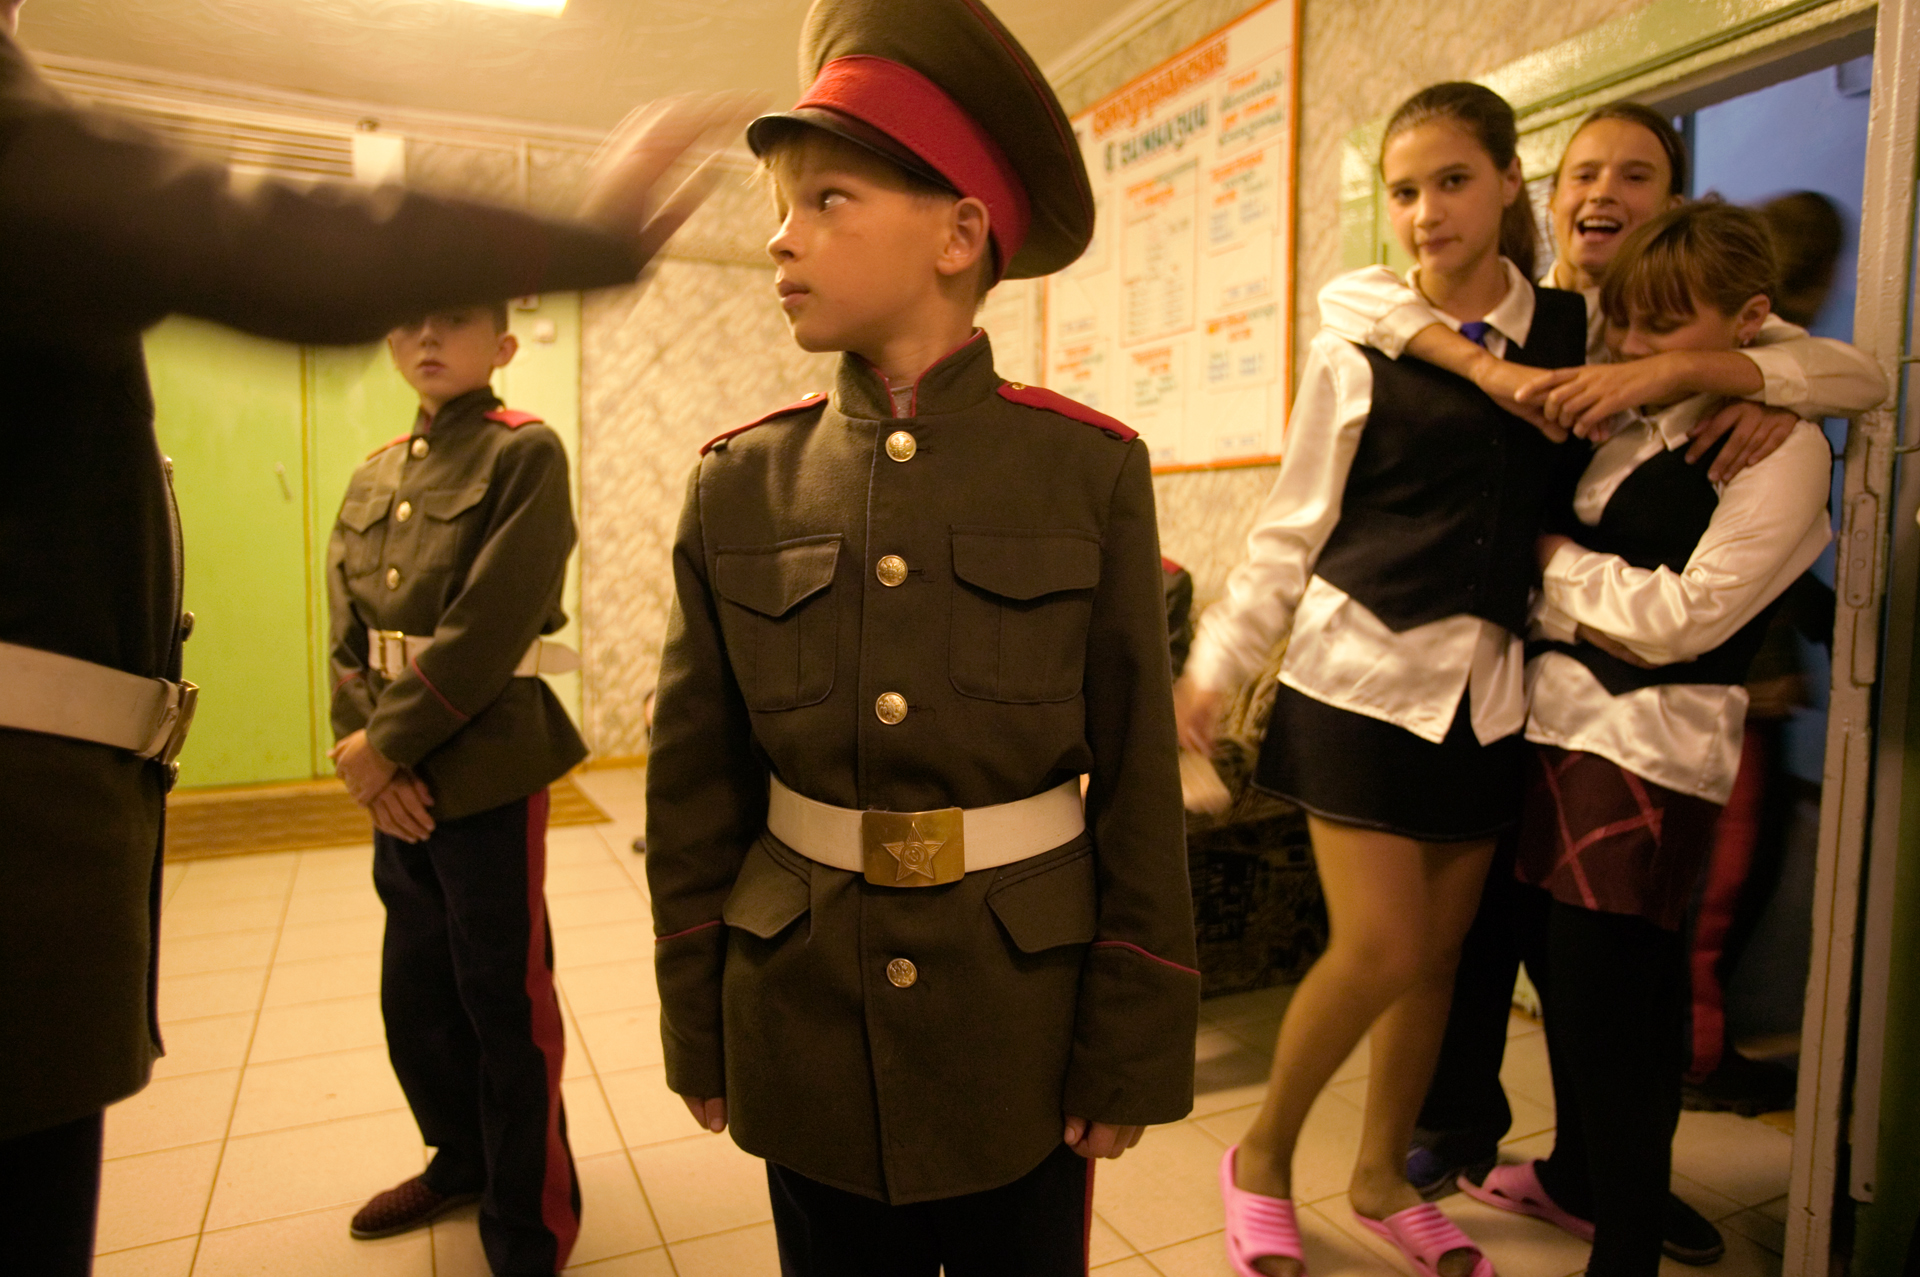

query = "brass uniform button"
[[876, 555, 908, 587], [1008, 382, 1026, 390], [410, 437, 430, 459], [887, 958, 918, 989], [875, 692, 908, 724], [179, 611, 195, 641], [385, 566, 401, 590], [161, 456, 174, 479], [396, 500, 413, 523], [885, 431, 917, 462]]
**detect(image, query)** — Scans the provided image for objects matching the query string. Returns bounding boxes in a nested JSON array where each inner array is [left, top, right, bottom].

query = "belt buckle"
[[860, 807, 965, 887], [373, 629, 407, 678]]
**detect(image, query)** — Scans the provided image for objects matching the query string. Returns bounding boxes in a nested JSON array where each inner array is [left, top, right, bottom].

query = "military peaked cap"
[[746, 0, 1094, 280]]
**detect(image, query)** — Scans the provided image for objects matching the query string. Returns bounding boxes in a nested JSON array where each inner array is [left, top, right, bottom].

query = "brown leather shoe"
[[349, 1175, 480, 1239]]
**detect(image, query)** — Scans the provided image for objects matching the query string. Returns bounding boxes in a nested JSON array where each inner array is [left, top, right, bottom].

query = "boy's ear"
[[493, 331, 520, 368], [1734, 292, 1771, 346], [938, 196, 992, 282]]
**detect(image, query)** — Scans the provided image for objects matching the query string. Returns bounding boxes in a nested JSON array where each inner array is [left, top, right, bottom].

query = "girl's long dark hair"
[[1382, 82, 1537, 280]]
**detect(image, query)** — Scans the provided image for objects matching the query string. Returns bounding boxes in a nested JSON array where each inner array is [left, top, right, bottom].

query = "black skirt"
[[1253, 681, 1524, 843]]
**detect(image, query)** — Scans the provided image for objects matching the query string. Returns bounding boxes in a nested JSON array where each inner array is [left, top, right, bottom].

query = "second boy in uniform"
[[328, 303, 586, 1276]]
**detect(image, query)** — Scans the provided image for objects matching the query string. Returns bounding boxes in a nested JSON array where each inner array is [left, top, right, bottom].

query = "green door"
[[147, 317, 313, 789], [302, 341, 421, 775]]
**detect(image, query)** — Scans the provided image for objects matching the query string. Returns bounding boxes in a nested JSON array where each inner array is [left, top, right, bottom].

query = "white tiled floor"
[[96, 766, 1791, 1276]]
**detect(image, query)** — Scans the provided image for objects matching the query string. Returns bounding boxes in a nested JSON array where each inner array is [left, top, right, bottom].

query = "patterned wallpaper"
[[579, 251, 833, 758], [1055, 0, 1658, 616]]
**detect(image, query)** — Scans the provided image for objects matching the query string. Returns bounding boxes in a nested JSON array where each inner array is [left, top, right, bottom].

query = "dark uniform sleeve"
[[326, 519, 377, 739], [362, 429, 574, 769], [0, 75, 642, 346], [1069, 441, 1201, 1125], [643, 465, 769, 1101]]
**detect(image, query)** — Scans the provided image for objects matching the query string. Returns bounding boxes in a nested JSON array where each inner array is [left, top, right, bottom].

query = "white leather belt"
[[0, 640, 199, 764], [767, 775, 1085, 887], [366, 629, 582, 681]]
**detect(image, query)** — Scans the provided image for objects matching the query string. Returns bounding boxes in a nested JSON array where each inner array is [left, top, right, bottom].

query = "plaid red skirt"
[[1514, 744, 1723, 931]]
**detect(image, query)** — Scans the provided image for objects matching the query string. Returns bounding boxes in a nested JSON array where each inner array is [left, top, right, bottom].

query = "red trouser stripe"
[[1687, 729, 1766, 1081], [1082, 1157, 1095, 1275], [521, 788, 579, 1265]]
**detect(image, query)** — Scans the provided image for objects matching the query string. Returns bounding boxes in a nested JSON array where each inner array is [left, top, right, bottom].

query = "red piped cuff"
[[1093, 939, 1199, 977]]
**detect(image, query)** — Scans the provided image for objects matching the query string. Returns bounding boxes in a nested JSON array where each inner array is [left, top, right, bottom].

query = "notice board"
[[1036, 0, 1301, 471]]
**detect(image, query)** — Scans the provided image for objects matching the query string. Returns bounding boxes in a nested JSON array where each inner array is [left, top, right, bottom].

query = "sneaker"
[[1663, 1193, 1727, 1266], [349, 1175, 481, 1240], [1407, 1145, 1495, 1202], [1683, 1051, 1796, 1117]]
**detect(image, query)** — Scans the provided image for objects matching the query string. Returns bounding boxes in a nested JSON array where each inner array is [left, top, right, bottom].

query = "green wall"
[[148, 294, 585, 791]]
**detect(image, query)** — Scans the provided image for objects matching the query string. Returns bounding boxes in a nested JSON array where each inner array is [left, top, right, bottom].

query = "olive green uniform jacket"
[[0, 32, 641, 1141], [646, 334, 1200, 1204], [327, 388, 585, 819]]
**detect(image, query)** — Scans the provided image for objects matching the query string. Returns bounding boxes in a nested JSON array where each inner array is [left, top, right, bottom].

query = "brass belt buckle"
[[861, 807, 965, 887], [373, 629, 407, 679]]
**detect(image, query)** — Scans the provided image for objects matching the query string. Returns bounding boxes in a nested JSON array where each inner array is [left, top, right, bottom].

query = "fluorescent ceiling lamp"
[[459, 0, 569, 13]]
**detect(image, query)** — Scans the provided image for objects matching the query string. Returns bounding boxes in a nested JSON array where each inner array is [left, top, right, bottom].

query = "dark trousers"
[[1413, 835, 1548, 1166], [1534, 898, 1686, 1277], [373, 789, 579, 1275], [0, 1110, 103, 1276], [768, 1141, 1094, 1277]]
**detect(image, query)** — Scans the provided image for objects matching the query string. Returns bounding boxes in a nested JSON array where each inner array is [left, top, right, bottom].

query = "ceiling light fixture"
[[458, 0, 569, 14]]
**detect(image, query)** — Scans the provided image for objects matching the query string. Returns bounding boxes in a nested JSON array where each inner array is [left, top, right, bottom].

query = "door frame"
[[1337, 1, 1915, 1270]]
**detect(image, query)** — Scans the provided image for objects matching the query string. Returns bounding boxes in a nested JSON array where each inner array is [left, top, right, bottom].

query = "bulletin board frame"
[[1040, 0, 1303, 475]]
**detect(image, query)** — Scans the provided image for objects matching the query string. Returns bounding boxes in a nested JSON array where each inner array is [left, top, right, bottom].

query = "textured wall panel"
[[579, 261, 833, 758]]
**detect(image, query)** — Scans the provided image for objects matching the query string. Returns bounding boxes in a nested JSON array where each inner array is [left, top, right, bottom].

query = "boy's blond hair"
[[1600, 199, 1778, 328]]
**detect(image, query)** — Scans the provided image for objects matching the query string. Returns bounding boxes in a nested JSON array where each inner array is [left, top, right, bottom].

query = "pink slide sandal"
[[1456, 1160, 1594, 1242], [1352, 1201, 1495, 1277], [1220, 1146, 1307, 1277]]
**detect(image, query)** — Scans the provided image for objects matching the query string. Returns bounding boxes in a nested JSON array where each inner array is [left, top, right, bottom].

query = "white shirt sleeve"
[[1315, 266, 1442, 360], [1741, 314, 1889, 420], [1185, 334, 1372, 693], [1538, 422, 1833, 666]]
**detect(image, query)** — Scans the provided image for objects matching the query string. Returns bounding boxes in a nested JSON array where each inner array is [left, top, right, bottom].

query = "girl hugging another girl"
[[1476, 199, 1837, 1277]]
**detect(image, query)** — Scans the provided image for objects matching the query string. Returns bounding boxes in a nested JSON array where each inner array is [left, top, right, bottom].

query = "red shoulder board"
[[701, 392, 827, 455], [485, 408, 544, 429], [1162, 556, 1184, 574], [995, 382, 1137, 441], [365, 433, 410, 460]]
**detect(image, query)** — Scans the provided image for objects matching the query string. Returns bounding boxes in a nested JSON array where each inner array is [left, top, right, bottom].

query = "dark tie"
[[1459, 320, 1493, 348]]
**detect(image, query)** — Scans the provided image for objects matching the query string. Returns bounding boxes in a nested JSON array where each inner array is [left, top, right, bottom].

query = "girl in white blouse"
[[1180, 83, 1587, 1277], [1456, 201, 1844, 1277]]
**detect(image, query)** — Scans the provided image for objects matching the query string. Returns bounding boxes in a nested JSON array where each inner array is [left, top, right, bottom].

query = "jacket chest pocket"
[[413, 483, 491, 569], [714, 537, 841, 712], [950, 529, 1101, 703], [337, 492, 392, 577]]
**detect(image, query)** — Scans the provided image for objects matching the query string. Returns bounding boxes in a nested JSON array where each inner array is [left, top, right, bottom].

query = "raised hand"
[[581, 91, 768, 266]]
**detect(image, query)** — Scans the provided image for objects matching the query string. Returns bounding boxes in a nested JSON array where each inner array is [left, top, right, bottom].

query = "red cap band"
[[797, 55, 1031, 278]]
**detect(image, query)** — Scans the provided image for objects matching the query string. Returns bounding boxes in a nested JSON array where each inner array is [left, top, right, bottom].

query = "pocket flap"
[[987, 846, 1097, 953], [715, 539, 841, 618], [422, 483, 490, 521], [722, 839, 812, 939], [952, 531, 1100, 601], [338, 492, 391, 532]]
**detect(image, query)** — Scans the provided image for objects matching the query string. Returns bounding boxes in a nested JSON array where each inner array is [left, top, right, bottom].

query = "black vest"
[[1313, 284, 1589, 635], [1538, 428, 1777, 694]]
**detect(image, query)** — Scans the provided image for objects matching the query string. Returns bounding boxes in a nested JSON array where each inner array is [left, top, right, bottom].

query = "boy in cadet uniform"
[[644, 1, 1201, 1272], [327, 302, 587, 1276]]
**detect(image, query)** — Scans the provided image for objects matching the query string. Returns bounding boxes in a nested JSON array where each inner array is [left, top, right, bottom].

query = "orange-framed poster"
[[1042, 0, 1301, 471]]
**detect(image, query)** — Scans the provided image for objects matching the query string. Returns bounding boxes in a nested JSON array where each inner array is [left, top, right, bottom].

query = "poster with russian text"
[[1044, 0, 1297, 468]]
